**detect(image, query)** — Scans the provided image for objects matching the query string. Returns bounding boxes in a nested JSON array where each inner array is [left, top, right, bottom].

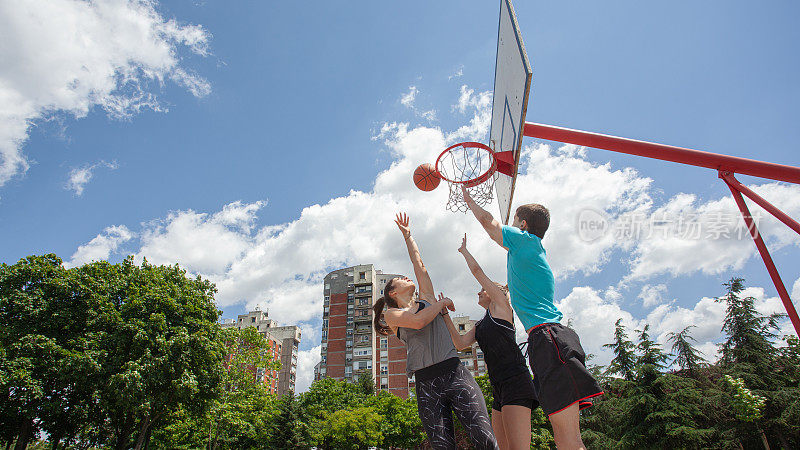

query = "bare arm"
[[462, 186, 505, 249], [384, 297, 455, 330], [395, 213, 435, 301], [439, 295, 477, 350], [458, 234, 509, 309]]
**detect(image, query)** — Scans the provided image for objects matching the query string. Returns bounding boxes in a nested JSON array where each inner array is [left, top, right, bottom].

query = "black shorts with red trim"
[[526, 323, 603, 417]]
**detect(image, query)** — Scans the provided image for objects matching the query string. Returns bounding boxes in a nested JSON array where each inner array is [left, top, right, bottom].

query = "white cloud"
[[67, 225, 133, 267], [400, 86, 418, 108], [556, 286, 639, 365], [399, 85, 436, 122], [448, 86, 492, 143], [638, 284, 668, 308], [793, 277, 800, 301], [137, 200, 265, 275], [623, 184, 800, 281], [295, 345, 321, 393], [0, 0, 210, 186], [65, 160, 118, 195], [448, 65, 464, 81]]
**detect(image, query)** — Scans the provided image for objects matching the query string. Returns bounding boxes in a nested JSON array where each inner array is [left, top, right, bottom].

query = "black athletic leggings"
[[415, 363, 498, 450]]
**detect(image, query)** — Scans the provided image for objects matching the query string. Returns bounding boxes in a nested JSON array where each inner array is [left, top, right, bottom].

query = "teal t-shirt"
[[502, 225, 561, 330]]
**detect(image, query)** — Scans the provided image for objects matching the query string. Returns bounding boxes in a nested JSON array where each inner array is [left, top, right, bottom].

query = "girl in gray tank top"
[[372, 213, 498, 450]]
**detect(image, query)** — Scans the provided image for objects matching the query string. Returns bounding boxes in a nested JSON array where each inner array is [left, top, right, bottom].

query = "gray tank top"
[[396, 299, 459, 378]]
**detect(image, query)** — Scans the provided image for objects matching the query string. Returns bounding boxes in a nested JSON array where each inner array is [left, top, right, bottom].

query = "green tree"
[[356, 369, 375, 397], [366, 391, 425, 449], [635, 324, 669, 378], [318, 406, 383, 450], [266, 394, 310, 449], [603, 319, 637, 381], [78, 257, 225, 449], [206, 326, 280, 449], [666, 325, 706, 378], [0, 255, 102, 449], [715, 277, 798, 448], [717, 278, 782, 387]]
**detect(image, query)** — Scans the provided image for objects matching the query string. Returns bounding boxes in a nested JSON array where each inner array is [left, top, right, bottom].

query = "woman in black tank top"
[[442, 234, 537, 450]]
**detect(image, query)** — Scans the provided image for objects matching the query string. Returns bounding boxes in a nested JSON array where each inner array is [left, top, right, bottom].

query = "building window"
[[354, 348, 372, 357], [251, 317, 256, 323], [359, 272, 366, 280], [380, 338, 388, 349], [458, 324, 465, 331], [380, 365, 388, 375]]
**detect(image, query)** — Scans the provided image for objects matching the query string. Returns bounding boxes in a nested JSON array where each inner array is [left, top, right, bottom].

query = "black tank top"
[[474, 309, 528, 384]]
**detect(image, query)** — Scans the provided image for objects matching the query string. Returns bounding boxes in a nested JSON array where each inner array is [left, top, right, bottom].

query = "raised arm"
[[440, 296, 477, 350], [394, 213, 435, 301], [458, 234, 509, 307], [462, 186, 505, 249], [384, 296, 455, 330]]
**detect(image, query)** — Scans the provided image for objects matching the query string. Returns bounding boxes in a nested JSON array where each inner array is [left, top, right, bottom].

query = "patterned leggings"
[[415, 363, 498, 450]]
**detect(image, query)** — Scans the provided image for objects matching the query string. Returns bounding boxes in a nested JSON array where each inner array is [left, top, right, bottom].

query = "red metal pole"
[[719, 172, 800, 236], [722, 172, 800, 336], [524, 122, 800, 184]]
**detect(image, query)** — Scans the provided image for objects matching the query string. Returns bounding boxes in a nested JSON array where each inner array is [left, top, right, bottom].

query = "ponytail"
[[373, 297, 391, 336], [373, 278, 399, 336]]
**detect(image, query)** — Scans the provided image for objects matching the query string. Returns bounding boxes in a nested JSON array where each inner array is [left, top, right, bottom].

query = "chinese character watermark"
[[576, 209, 761, 242]]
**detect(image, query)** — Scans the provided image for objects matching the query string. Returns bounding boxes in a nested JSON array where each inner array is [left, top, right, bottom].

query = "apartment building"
[[221, 308, 301, 396], [314, 264, 416, 398]]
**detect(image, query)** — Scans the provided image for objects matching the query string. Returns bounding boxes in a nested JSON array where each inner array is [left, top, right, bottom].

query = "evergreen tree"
[[635, 324, 669, 375], [715, 277, 798, 448], [716, 277, 781, 388], [267, 394, 310, 449], [603, 319, 637, 381], [667, 325, 706, 378]]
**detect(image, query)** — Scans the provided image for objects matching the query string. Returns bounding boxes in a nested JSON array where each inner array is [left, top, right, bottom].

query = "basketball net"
[[435, 142, 497, 214]]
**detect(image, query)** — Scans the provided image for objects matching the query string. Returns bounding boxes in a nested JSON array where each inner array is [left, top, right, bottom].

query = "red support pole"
[[524, 122, 800, 184], [719, 172, 800, 236], [722, 172, 800, 336]]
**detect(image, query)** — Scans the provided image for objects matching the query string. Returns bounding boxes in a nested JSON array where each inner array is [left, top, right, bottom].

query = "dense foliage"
[[581, 278, 800, 449], [2, 254, 798, 449]]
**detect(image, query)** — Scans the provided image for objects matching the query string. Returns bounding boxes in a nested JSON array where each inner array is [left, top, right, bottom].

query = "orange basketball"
[[413, 163, 441, 191]]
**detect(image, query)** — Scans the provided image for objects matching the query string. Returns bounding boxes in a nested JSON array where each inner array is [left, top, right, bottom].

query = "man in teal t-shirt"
[[502, 224, 561, 329], [462, 186, 602, 450]]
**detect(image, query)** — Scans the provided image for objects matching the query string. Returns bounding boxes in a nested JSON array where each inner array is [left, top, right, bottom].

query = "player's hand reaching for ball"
[[461, 185, 475, 207], [394, 212, 411, 239], [458, 233, 468, 254]]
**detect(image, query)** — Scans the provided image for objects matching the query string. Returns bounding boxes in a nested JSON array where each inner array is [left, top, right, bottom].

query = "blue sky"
[[2, 0, 799, 392]]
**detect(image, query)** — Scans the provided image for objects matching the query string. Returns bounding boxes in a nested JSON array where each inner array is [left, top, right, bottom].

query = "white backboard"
[[490, 0, 532, 224]]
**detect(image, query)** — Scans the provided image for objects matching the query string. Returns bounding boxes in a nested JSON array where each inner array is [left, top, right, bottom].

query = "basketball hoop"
[[435, 142, 497, 213]]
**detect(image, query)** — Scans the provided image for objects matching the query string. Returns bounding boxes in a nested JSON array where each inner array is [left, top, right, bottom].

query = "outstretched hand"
[[460, 185, 475, 206], [394, 212, 411, 238], [457, 233, 468, 254], [437, 292, 455, 315]]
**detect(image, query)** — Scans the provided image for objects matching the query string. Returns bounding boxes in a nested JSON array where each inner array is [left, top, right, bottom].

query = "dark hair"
[[515, 203, 550, 239], [373, 278, 400, 335]]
